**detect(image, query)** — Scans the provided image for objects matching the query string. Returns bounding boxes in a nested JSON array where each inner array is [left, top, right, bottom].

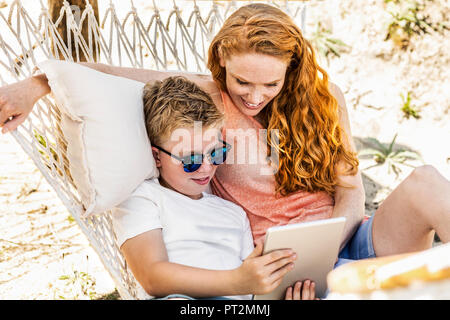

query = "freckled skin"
[[219, 52, 287, 118]]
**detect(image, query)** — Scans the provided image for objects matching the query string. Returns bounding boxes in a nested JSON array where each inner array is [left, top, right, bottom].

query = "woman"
[[1, 3, 449, 273]]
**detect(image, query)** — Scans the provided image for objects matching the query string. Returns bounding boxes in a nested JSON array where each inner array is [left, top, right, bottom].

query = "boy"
[[111, 76, 316, 300]]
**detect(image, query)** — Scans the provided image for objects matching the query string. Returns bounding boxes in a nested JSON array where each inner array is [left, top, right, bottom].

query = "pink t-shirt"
[[210, 90, 335, 245]]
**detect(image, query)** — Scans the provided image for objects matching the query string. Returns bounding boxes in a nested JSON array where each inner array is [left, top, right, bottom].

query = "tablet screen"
[[253, 217, 346, 300]]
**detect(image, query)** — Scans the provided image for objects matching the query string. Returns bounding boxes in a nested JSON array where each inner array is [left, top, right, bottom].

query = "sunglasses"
[[153, 140, 231, 173]]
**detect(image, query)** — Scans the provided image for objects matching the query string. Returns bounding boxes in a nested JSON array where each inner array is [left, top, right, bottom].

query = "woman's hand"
[[232, 243, 297, 295], [285, 280, 320, 300], [0, 74, 50, 134]]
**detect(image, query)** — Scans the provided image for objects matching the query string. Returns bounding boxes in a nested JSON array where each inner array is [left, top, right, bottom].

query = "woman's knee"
[[410, 164, 436, 178], [406, 165, 447, 190], [397, 166, 442, 211], [405, 165, 450, 218]]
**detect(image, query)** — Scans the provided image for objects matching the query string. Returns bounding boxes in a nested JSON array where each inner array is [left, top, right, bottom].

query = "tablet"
[[253, 217, 346, 300]]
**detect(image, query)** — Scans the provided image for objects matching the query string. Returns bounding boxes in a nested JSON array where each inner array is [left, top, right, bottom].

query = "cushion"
[[37, 59, 157, 217]]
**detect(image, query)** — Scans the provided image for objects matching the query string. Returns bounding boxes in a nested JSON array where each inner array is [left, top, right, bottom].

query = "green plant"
[[34, 131, 60, 164], [358, 134, 424, 177], [97, 289, 121, 300], [66, 215, 76, 224], [400, 91, 421, 119], [34, 130, 72, 180], [58, 269, 97, 299], [384, 0, 448, 48], [309, 22, 350, 59]]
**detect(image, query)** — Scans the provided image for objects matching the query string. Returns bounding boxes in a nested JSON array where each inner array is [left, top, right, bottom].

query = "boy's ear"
[[151, 147, 162, 168]]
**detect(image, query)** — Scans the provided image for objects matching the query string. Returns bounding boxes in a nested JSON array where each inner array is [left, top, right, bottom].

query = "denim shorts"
[[334, 214, 376, 269]]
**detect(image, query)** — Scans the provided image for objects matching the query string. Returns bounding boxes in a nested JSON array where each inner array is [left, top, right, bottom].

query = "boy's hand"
[[285, 280, 320, 300], [233, 243, 297, 295]]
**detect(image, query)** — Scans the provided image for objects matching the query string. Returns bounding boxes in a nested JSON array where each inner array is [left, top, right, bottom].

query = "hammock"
[[0, 0, 308, 299]]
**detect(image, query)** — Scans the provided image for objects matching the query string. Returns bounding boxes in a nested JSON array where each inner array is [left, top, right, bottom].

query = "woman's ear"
[[219, 56, 225, 68], [218, 49, 226, 68], [151, 147, 162, 168]]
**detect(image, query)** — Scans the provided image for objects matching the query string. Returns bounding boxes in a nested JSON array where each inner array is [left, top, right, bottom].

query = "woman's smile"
[[241, 97, 265, 109]]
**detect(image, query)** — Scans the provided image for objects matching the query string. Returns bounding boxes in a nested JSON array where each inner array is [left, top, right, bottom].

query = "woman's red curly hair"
[[207, 3, 359, 196]]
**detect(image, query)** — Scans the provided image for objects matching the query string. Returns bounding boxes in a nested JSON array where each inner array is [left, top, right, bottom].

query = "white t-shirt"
[[111, 178, 254, 300]]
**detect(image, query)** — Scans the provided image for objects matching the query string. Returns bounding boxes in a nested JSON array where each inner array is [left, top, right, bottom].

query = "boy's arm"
[[121, 228, 296, 298], [121, 228, 240, 297]]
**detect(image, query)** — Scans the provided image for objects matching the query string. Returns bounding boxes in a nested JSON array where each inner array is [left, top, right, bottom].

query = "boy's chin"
[[189, 182, 209, 193], [170, 181, 208, 199], [159, 176, 210, 199], [183, 189, 206, 200], [186, 182, 211, 198]]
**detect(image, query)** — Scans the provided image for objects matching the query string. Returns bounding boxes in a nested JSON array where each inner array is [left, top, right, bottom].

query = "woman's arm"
[[0, 63, 220, 134], [334, 168, 366, 252], [0, 73, 50, 133], [329, 83, 366, 251], [79, 62, 213, 84], [79, 62, 222, 108], [121, 229, 296, 297]]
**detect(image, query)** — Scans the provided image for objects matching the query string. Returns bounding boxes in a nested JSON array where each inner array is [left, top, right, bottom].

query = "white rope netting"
[[0, 0, 308, 299]]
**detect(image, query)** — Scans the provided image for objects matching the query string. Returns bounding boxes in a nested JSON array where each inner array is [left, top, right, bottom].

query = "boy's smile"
[[191, 177, 210, 185]]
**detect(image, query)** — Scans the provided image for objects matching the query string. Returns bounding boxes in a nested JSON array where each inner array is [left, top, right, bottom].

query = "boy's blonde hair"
[[143, 76, 224, 145]]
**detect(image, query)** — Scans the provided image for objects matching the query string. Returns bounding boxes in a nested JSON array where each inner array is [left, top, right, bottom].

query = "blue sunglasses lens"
[[183, 163, 202, 173], [210, 147, 228, 165], [182, 154, 203, 172], [181, 146, 229, 172]]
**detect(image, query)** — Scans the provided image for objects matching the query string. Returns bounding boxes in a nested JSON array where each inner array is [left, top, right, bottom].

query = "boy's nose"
[[197, 156, 215, 172]]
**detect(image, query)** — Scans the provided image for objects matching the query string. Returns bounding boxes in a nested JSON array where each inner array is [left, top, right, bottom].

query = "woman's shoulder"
[[174, 72, 224, 112], [328, 82, 345, 106]]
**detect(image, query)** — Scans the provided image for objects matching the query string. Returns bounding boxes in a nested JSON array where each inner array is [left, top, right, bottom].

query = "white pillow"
[[37, 59, 157, 217]]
